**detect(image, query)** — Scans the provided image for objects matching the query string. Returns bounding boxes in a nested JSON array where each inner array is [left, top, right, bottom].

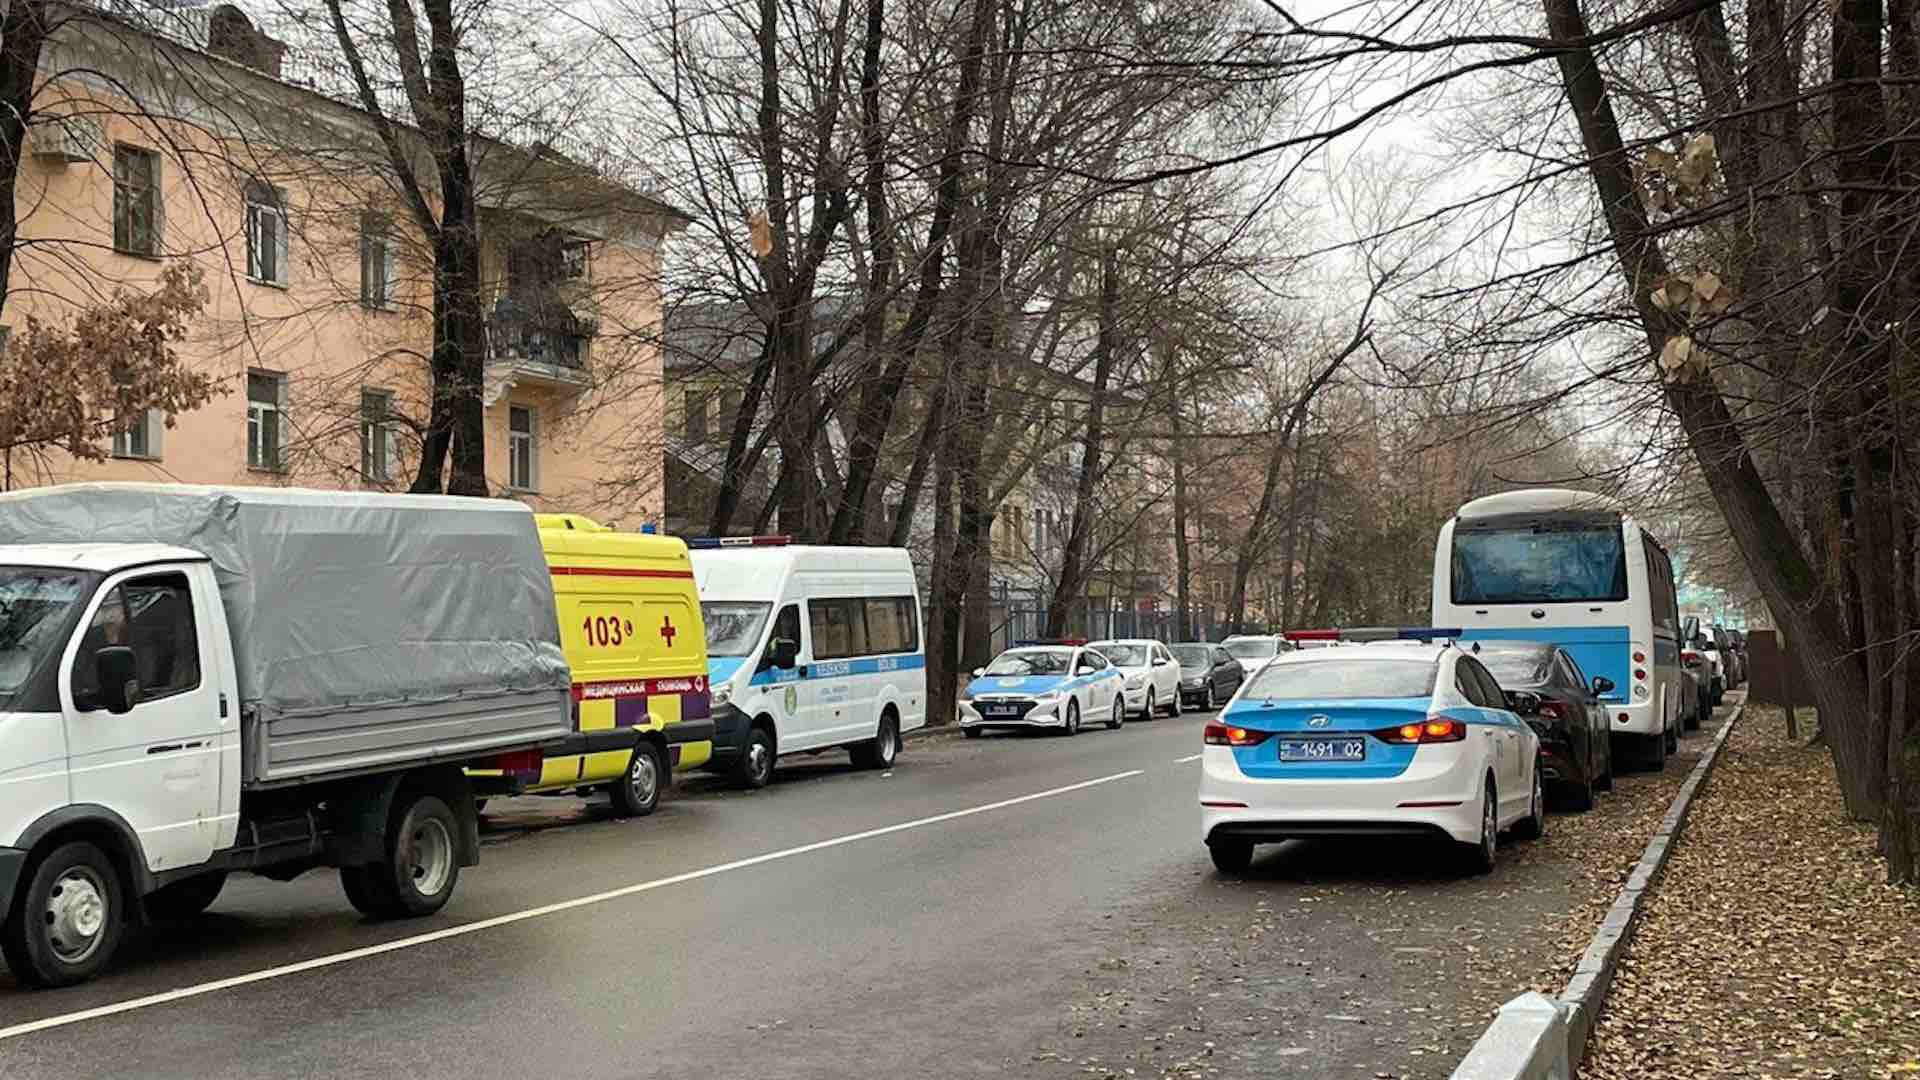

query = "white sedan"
[[1199, 637, 1544, 875], [1087, 638, 1182, 719]]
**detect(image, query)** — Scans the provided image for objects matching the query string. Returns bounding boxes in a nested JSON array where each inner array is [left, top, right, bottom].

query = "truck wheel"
[[2, 841, 125, 987], [145, 870, 228, 922], [387, 795, 460, 917], [851, 712, 899, 770], [339, 865, 399, 918], [609, 741, 666, 818]]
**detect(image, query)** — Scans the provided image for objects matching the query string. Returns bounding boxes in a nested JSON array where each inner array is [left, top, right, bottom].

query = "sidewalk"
[[1583, 707, 1920, 1079]]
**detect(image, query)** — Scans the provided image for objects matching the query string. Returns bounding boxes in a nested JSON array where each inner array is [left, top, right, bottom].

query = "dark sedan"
[[1476, 641, 1614, 811], [1171, 643, 1243, 710]]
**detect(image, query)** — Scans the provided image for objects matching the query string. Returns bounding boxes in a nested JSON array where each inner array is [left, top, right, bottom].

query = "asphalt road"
[[0, 702, 1731, 1079]]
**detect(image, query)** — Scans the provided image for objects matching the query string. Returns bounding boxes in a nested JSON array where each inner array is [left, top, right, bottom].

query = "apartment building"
[[6, 1, 682, 516]]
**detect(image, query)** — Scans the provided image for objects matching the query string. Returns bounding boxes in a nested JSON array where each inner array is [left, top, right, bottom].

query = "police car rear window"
[[1241, 658, 1436, 701]]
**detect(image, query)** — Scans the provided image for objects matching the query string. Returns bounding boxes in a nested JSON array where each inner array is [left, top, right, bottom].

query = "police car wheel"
[[962, 726, 983, 739], [1208, 838, 1253, 876], [1061, 701, 1080, 736], [1107, 696, 1125, 730]]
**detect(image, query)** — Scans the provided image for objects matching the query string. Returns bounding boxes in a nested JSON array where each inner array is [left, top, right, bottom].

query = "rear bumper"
[[1199, 745, 1486, 845], [1606, 701, 1660, 737], [0, 847, 25, 924]]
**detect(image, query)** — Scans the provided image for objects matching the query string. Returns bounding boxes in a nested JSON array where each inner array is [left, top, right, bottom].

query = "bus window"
[[1451, 523, 1628, 605]]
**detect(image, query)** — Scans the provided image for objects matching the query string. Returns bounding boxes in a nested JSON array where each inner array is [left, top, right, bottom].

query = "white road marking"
[[0, 768, 1146, 1042], [1173, 753, 1202, 763]]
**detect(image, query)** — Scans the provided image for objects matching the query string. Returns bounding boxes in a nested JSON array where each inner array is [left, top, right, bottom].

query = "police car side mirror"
[[971, 668, 984, 678], [772, 638, 799, 670], [1076, 665, 1095, 676]]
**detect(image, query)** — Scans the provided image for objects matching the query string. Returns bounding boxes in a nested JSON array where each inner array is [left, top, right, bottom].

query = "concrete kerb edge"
[[1555, 699, 1745, 1069]]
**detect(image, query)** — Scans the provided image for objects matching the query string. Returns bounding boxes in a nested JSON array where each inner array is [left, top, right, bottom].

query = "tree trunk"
[[1543, 0, 1892, 841], [0, 0, 51, 320], [1170, 395, 1192, 641], [1045, 243, 1117, 637]]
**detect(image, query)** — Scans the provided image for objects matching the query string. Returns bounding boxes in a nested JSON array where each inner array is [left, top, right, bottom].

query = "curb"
[[1556, 696, 1745, 1067]]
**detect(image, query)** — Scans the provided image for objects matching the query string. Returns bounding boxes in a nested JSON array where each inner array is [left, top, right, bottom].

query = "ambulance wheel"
[[851, 711, 899, 770], [735, 724, 776, 789], [1, 840, 125, 987], [610, 741, 665, 818]]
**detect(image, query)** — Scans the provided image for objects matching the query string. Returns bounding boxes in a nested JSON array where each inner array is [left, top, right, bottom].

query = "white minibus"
[[689, 538, 926, 787], [1432, 489, 1683, 769]]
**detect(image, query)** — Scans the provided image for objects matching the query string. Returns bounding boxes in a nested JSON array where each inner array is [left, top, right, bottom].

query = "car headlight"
[[711, 682, 733, 707], [1033, 690, 1063, 704], [1182, 676, 1204, 688], [1125, 675, 1146, 688]]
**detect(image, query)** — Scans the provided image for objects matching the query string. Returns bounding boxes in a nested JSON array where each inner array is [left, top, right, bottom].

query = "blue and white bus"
[[1432, 489, 1683, 769]]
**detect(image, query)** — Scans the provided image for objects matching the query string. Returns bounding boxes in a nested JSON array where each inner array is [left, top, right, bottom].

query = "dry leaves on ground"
[[1585, 708, 1920, 1080]]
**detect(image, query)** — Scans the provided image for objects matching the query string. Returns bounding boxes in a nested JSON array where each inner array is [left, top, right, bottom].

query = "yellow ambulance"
[[472, 515, 714, 816]]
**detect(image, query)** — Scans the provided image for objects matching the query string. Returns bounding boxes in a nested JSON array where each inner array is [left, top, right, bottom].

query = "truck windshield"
[[703, 602, 771, 657], [0, 567, 92, 707]]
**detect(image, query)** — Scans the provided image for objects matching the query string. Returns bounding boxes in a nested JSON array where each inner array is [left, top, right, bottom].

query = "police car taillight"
[[1204, 723, 1272, 747], [1373, 716, 1468, 744]]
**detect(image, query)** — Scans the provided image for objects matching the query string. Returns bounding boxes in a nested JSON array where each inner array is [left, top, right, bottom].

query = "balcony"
[[483, 293, 594, 403]]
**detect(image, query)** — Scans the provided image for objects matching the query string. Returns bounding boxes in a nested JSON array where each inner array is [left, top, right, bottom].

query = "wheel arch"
[[14, 806, 154, 918]]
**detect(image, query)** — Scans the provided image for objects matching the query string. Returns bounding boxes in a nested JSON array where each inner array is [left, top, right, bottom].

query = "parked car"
[[1220, 634, 1291, 668], [1088, 638, 1183, 719], [1677, 663, 1702, 733], [1200, 638, 1543, 877], [1474, 641, 1614, 810], [1683, 616, 1726, 705], [957, 642, 1127, 736], [1680, 645, 1712, 729], [1711, 624, 1742, 689], [1171, 642, 1244, 710]]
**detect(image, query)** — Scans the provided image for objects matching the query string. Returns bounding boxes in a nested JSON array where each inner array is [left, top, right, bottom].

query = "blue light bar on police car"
[[685, 535, 793, 549]]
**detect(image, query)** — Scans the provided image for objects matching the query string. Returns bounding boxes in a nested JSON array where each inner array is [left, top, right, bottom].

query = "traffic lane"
[[0, 727, 1218, 1078], [0, 710, 1216, 1022], [1019, 701, 1739, 1079]]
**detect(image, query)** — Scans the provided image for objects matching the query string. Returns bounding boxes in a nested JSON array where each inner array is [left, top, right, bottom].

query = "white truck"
[[0, 484, 573, 987]]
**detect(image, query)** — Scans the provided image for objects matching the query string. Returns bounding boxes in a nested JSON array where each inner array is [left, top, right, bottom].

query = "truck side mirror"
[[771, 638, 799, 670], [1590, 676, 1615, 697], [94, 646, 139, 715]]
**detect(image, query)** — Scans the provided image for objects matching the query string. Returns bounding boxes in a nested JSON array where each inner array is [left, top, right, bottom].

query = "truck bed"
[[242, 689, 571, 789]]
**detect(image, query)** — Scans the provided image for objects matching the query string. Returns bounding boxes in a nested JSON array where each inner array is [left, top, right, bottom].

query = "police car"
[[1199, 628, 1545, 875], [958, 641, 1128, 736]]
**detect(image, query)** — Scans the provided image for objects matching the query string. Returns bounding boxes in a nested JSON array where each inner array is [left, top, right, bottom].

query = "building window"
[[247, 370, 284, 471], [509, 404, 537, 490], [245, 180, 287, 285], [112, 410, 162, 460], [561, 239, 589, 281], [360, 213, 395, 308], [684, 390, 708, 442], [360, 389, 393, 482], [112, 144, 160, 256]]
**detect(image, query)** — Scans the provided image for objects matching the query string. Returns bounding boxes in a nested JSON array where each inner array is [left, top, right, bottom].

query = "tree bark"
[[0, 0, 51, 321], [1044, 242, 1117, 638]]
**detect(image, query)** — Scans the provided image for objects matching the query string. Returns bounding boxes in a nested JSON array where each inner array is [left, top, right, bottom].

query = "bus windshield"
[[1451, 523, 1628, 605]]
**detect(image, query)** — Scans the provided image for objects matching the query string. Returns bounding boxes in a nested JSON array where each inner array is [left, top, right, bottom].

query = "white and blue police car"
[[958, 641, 1128, 737], [1200, 628, 1545, 875]]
